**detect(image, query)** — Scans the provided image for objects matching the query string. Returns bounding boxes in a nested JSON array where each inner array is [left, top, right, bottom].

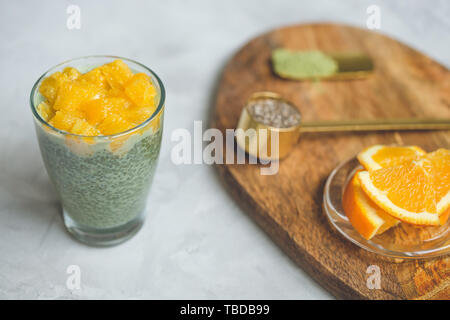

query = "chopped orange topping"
[[100, 59, 133, 89], [71, 118, 100, 136], [53, 81, 105, 114], [49, 111, 78, 132], [39, 72, 69, 104], [97, 113, 133, 135], [36, 59, 158, 136], [62, 67, 81, 81], [125, 73, 156, 107], [80, 68, 109, 89]]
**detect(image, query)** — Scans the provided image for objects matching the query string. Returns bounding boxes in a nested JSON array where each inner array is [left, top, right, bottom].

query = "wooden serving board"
[[212, 24, 450, 299]]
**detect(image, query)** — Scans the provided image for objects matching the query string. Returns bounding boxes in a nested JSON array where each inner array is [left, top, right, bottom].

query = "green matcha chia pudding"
[[30, 56, 165, 246]]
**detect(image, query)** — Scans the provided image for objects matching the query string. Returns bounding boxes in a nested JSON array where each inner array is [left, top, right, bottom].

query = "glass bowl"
[[323, 157, 450, 259]]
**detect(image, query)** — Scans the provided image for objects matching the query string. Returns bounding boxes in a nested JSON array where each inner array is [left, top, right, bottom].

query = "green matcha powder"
[[272, 49, 338, 80]]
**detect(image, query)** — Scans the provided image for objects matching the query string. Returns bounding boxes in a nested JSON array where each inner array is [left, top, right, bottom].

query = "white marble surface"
[[0, 0, 448, 299]]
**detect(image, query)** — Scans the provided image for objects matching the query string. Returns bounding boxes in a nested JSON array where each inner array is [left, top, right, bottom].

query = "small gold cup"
[[235, 92, 301, 160]]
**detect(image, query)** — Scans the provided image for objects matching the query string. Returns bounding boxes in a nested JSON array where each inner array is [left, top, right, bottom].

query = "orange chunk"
[[101, 59, 133, 89], [108, 87, 128, 99], [106, 97, 132, 114], [80, 99, 109, 126], [124, 73, 156, 107], [39, 77, 58, 104], [53, 81, 105, 114], [80, 67, 110, 89], [97, 113, 134, 135], [71, 118, 100, 136], [39, 71, 69, 104], [49, 111, 79, 132], [62, 67, 81, 81], [80, 97, 131, 126], [124, 106, 155, 125]]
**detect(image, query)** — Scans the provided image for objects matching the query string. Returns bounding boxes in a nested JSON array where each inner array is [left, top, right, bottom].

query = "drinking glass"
[[30, 56, 165, 246]]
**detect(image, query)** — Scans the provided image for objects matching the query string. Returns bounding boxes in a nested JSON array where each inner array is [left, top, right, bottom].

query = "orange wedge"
[[357, 145, 426, 171], [357, 156, 446, 226], [343, 173, 400, 240], [426, 149, 450, 216]]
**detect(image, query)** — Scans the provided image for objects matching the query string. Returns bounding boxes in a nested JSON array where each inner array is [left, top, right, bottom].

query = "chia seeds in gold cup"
[[236, 92, 301, 160]]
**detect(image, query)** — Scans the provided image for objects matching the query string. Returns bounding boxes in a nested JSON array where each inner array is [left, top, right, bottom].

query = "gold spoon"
[[236, 92, 450, 160]]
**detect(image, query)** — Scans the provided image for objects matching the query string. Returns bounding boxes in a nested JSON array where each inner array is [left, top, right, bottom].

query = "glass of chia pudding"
[[30, 56, 165, 246]]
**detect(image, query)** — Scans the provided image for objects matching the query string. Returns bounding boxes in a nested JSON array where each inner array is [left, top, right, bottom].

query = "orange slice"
[[343, 172, 400, 240], [357, 145, 426, 171], [357, 157, 442, 226], [426, 149, 450, 215]]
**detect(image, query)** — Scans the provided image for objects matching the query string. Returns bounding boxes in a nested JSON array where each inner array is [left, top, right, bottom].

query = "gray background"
[[0, 0, 448, 299]]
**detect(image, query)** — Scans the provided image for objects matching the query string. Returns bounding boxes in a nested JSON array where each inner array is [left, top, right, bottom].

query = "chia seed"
[[248, 98, 301, 128]]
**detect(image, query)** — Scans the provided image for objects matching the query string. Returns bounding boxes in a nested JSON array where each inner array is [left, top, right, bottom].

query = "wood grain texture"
[[212, 24, 450, 300]]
